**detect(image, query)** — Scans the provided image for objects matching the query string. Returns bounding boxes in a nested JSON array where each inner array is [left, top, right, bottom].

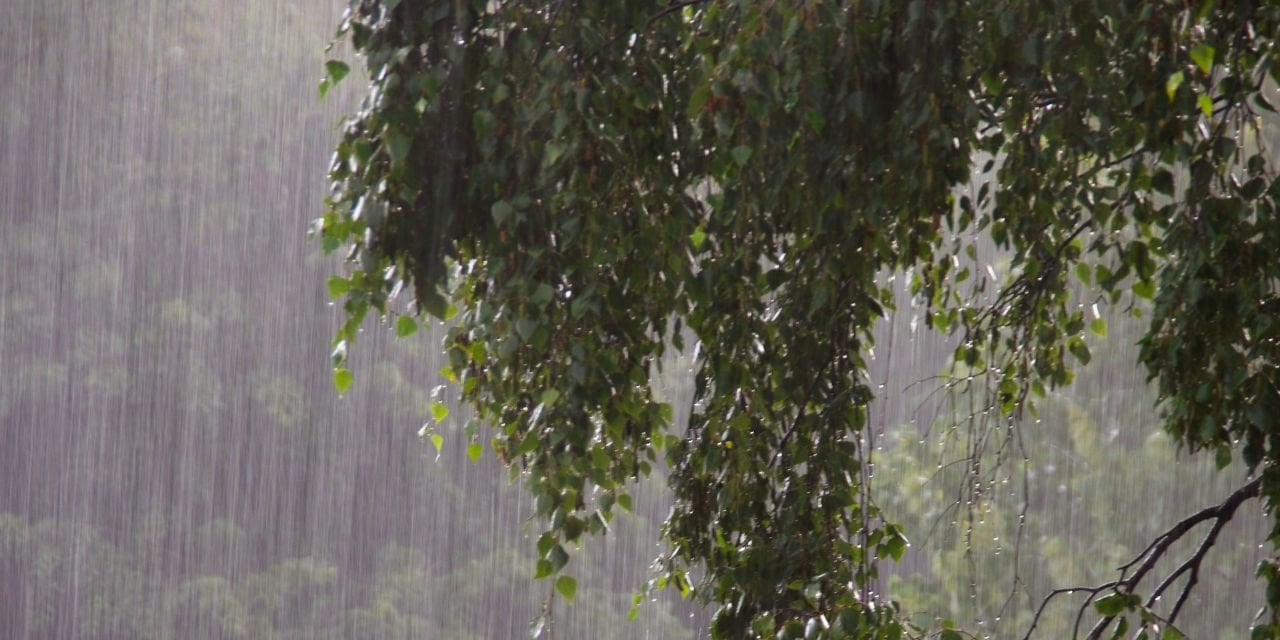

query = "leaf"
[[1166, 71, 1184, 101], [431, 401, 449, 423], [327, 276, 352, 299], [882, 531, 908, 562], [530, 283, 555, 308], [429, 433, 444, 456], [546, 543, 569, 572], [540, 389, 561, 406], [1068, 336, 1091, 365], [1090, 318, 1107, 337], [325, 60, 350, 84], [385, 128, 411, 169], [689, 226, 707, 250], [395, 315, 418, 337], [1197, 94, 1214, 118], [1215, 445, 1232, 469], [940, 631, 963, 640], [1094, 593, 1127, 616], [467, 441, 483, 462], [731, 145, 752, 167], [1189, 43, 1215, 74], [1076, 262, 1092, 285], [491, 200, 516, 225], [333, 368, 354, 393], [687, 84, 710, 117], [555, 575, 577, 601]]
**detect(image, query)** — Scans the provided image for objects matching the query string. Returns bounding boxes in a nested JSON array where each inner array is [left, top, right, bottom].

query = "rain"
[[0, 1, 1269, 639]]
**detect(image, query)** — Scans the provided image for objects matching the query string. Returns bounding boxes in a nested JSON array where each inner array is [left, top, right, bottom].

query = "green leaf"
[[327, 276, 352, 299], [1215, 445, 1232, 469], [1094, 593, 1126, 616], [689, 226, 707, 250], [1166, 71, 1184, 101], [395, 315, 418, 337], [491, 200, 516, 225], [541, 389, 561, 406], [546, 544, 569, 572], [940, 631, 963, 640], [333, 368, 354, 393], [325, 60, 350, 84], [429, 433, 444, 455], [530, 283, 555, 308], [1189, 43, 1215, 74], [555, 575, 577, 601], [467, 441, 483, 462], [687, 83, 710, 117], [1090, 317, 1107, 337], [431, 401, 449, 423], [1076, 262, 1092, 285], [1197, 94, 1214, 118], [385, 128, 411, 169], [730, 145, 752, 167], [1133, 279, 1156, 300], [535, 558, 554, 579], [1067, 336, 1091, 365], [882, 531, 908, 562]]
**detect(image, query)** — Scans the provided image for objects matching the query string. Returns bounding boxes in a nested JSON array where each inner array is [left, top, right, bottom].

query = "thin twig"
[[1020, 476, 1261, 640]]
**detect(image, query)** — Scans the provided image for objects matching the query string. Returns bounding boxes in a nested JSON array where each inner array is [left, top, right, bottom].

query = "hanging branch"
[[1020, 476, 1262, 640]]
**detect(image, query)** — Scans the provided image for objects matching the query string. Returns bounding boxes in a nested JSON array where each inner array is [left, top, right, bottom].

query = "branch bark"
[[1021, 476, 1262, 640]]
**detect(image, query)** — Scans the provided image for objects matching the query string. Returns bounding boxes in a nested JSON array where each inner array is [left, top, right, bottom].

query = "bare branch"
[[1020, 476, 1261, 640]]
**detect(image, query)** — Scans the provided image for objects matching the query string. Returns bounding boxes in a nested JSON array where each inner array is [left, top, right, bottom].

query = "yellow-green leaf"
[[431, 401, 449, 423], [1198, 94, 1214, 118], [1090, 317, 1107, 337], [333, 368, 354, 393], [327, 276, 351, 299], [1190, 43, 1215, 74], [1166, 71, 1185, 101]]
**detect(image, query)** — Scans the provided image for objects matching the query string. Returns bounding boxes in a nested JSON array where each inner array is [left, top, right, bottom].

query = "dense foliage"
[[318, 0, 1280, 637]]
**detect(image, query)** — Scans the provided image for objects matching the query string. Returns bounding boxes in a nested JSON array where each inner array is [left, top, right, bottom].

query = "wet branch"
[[1020, 476, 1262, 640]]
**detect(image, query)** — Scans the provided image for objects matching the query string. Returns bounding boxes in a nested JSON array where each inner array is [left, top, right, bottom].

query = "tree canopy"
[[316, 1, 1280, 637]]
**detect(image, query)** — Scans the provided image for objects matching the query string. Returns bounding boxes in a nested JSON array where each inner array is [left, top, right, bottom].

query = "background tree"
[[319, 0, 1280, 638]]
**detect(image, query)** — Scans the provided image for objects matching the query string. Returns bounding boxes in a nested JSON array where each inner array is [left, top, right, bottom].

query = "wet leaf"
[[555, 575, 577, 601], [431, 401, 449, 423], [333, 368, 353, 393], [1189, 43, 1215, 74], [395, 315, 417, 337]]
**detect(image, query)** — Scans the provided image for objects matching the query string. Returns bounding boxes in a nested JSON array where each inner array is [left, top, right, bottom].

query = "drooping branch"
[[1021, 476, 1262, 640]]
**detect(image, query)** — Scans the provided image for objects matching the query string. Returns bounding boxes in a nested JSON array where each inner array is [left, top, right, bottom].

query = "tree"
[[316, 1, 1280, 637]]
